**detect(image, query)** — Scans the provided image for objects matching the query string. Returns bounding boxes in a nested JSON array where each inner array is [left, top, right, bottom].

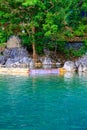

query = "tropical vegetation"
[[0, 0, 87, 60]]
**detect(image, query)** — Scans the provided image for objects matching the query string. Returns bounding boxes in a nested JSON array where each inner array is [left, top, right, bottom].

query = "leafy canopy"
[[0, 0, 87, 55]]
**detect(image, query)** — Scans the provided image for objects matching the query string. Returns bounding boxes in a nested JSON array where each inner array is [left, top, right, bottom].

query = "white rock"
[[63, 61, 76, 71]]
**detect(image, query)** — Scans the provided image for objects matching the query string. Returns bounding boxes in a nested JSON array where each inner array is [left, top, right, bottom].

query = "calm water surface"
[[0, 72, 87, 130]]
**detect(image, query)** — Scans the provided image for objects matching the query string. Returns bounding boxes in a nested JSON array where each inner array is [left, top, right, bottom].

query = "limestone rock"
[[29, 60, 35, 69], [5, 58, 15, 66], [7, 36, 21, 49], [0, 56, 6, 65], [82, 64, 87, 72], [75, 54, 87, 67], [78, 64, 87, 72], [3, 48, 11, 59], [20, 57, 32, 65], [42, 57, 52, 69], [42, 57, 52, 65], [63, 61, 76, 71], [9, 48, 29, 59], [78, 64, 83, 72]]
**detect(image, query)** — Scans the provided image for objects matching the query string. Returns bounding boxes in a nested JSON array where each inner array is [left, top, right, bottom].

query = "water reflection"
[[64, 72, 75, 79], [63, 71, 87, 81], [78, 72, 87, 78], [63, 71, 87, 88], [43, 64, 52, 69]]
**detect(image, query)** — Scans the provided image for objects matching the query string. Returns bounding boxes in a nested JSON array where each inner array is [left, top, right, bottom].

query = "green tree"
[[0, 0, 87, 59]]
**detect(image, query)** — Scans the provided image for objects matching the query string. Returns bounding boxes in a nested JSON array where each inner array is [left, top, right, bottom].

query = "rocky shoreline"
[[0, 36, 61, 69], [0, 36, 87, 73]]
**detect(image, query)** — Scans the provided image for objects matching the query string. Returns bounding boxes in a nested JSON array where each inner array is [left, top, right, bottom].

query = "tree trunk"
[[32, 26, 37, 63]]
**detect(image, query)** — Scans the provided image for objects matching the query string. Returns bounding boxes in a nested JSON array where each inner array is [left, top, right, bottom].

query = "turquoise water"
[[0, 73, 87, 130]]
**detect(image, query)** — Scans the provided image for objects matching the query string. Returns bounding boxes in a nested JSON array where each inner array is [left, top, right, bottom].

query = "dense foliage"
[[0, 0, 87, 59]]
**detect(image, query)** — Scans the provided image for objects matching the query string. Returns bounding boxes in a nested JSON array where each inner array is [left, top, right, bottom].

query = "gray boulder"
[[75, 54, 87, 67], [75, 54, 87, 72], [78, 64, 87, 72], [63, 61, 76, 71]]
